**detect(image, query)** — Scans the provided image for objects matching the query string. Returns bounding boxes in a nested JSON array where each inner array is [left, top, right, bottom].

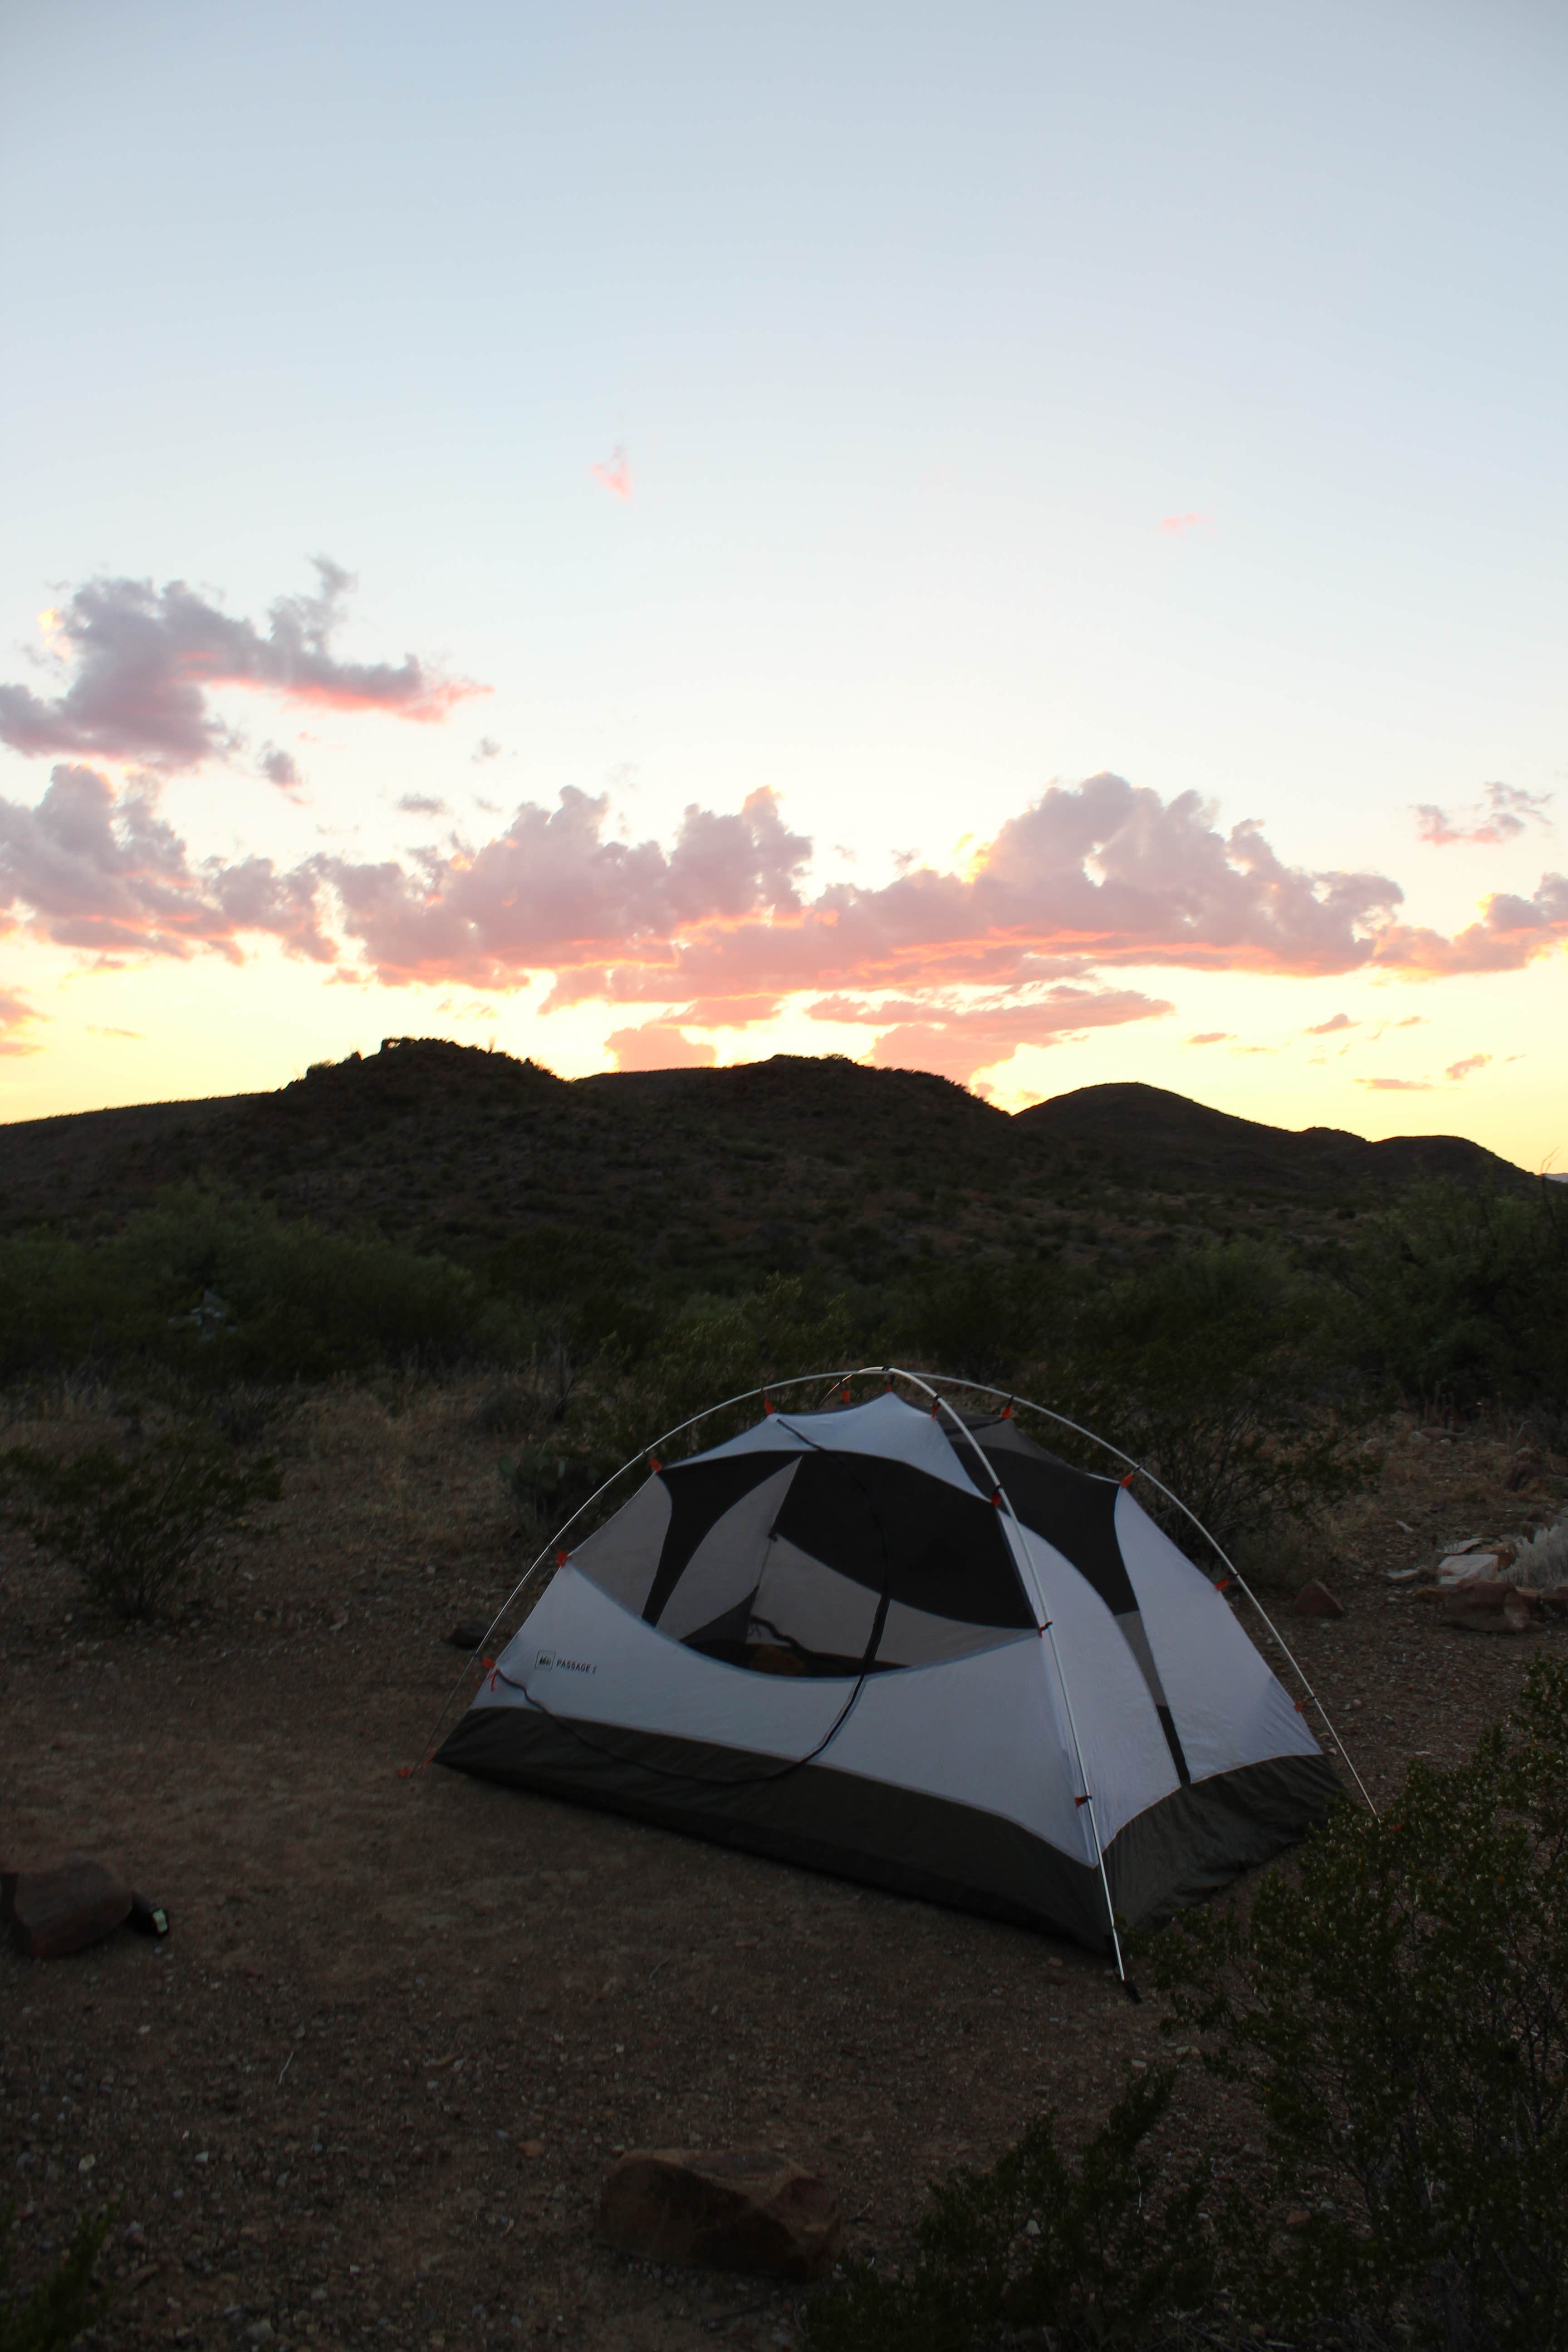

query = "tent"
[[436, 1376, 1341, 1959]]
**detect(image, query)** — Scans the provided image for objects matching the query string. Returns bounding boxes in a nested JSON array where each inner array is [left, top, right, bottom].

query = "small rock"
[[1385, 1568, 1421, 1583], [1, 1852, 132, 1959], [447, 1621, 491, 1651], [1285, 2210, 1311, 2230], [1292, 1580, 1346, 1620], [597, 2148, 843, 2278], [1436, 1553, 1498, 1586], [244, 2324, 275, 2347]]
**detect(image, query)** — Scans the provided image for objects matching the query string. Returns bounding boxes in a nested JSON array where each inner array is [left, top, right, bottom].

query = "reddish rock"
[[1439, 1585, 1538, 1636], [597, 2147, 843, 2278], [1, 1852, 132, 1958], [1292, 1579, 1346, 1620]]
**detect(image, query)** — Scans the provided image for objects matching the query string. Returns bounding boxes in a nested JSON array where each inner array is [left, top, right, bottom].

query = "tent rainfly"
[[436, 1377, 1342, 1957]]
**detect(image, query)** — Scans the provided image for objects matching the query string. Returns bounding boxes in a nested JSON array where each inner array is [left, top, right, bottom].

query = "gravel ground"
[[3, 1386, 1564, 2352]]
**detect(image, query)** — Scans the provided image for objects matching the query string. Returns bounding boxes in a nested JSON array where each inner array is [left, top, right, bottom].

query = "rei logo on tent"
[[537, 1650, 596, 1676]]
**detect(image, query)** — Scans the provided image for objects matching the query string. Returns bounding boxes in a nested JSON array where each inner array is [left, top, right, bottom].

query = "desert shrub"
[[895, 1255, 1063, 1386], [595, 1274, 861, 1466], [1047, 1240, 1369, 1561], [0, 1233, 142, 1380], [1152, 1649, 1568, 2351], [499, 1441, 622, 1548], [0, 2204, 111, 2351], [800, 2069, 1212, 2352], [0, 1192, 491, 1385], [1348, 1179, 1568, 1415], [0, 1425, 280, 1619], [116, 1190, 485, 1380]]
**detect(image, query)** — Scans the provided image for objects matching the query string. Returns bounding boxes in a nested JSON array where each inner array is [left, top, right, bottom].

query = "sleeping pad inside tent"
[[436, 1390, 1340, 1950]]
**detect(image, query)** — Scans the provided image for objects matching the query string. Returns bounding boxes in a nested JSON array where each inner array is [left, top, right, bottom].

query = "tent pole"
[[887, 1365, 1131, 1985], [413, 1362, 896, 1772], [902, 1372, 1375, 1817]]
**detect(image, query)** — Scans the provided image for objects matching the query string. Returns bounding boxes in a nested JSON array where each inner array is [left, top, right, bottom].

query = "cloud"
[[0, 987, 46, 1056], [1186, 1030, 1230, 1044], [531, 773, 1411, 1014], [0, 560, 482, 771], [258, 743, 303, 793], [0, 763, 333, 964], [472, 737, 502, 764], [606, 1021, 715, 1071], [1357, 1076, 1432, 1091], [592, 445, 633, 500], [808, 985, 1173, 1084], [1414, 782, 1553, 848], [1304, 1011, 1357, 1034], [396, 794, 448, 818], [1158, 511, 1210, 535], [1445, 1053, 1490, 1081], [1373, 872, 1568, 974], [312, 768, 1568, 1032], [327, 785, 811, 989], [88, 1025, 142, 1039]]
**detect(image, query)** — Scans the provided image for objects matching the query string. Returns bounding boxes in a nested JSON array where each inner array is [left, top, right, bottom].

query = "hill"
[[0, 1043, 1531, 1286], [1014, 1081, 1525, 1199]]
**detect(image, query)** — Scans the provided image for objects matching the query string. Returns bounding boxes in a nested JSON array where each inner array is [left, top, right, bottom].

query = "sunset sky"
[[3, 2, 1566, 1169]]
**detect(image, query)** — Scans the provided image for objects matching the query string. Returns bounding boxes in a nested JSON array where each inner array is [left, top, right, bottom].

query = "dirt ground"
[[3, 1384, 1564, 2352]]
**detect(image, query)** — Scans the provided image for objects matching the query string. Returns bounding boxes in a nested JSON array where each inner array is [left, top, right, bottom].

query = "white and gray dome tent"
[[435, 1370, 1346, 1967]]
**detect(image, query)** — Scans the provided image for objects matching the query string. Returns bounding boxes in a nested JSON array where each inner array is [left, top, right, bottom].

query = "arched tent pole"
[[414, 1363, 895, 1771], [889, 1366, 1130, 1986], [893, 1371, 1375, 1817]]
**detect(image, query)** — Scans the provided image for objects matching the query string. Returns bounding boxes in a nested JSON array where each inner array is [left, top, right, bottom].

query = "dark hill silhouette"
[[0, 1041, 1529, 1280], [1014, 1080, 1524, 1198]]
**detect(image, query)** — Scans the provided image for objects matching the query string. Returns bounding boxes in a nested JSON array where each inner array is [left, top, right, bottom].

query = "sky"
[[2, 0, 1566, 1169]]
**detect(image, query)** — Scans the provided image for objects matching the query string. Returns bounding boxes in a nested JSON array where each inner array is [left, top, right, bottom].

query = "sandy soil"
[[3, 1385, 1564, 2352]]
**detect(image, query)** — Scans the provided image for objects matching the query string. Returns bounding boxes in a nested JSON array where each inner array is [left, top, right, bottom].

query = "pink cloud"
[[591, 445, 633, 500], [1304, 1011, 1357, 1034], [1372, 872, 1568, 974], [808, 985, 1173, 1084], [327, 786, 810, 990], [1186, 1030, 1230, 1044], [605, 1020, 715, 1071], [0, 764, 333, 964], [0, 988, 46, 1057], [0, 561, 482, 772], [1159, 511, 1210, 535], [1357, 1076, 1432, 1091], [1445, 1053, 1490, 1081], [1414, 782, 1553, 848]]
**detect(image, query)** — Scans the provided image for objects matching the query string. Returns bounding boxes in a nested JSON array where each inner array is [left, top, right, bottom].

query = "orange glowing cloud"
[[1159, 511, 1210, 536]]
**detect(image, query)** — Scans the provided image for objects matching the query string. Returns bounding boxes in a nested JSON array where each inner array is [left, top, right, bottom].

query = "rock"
[[1292, 1580, 1346, 1620], [1436, 1553, 1498, 1586], [446, 1620, 491, 1651], [597, 2148, 843, 2278], [1, 1852, 132, 1959], [1385, 1568, 1421, 1583], [1439, 1584, 1538, 1636]]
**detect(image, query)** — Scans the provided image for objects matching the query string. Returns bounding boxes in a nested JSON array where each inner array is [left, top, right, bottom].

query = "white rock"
[[1436, 1554, 1497, 1586]]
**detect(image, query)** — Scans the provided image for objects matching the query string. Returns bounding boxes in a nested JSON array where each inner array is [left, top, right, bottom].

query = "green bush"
[[594, 1274, 861, 1466], [1049, 1240, 1369, 1561], [800, 2070, 1211, 2352], [0, 1426, 280, 1619], [1153, 1649, 1568, 2351], [0, 2205, 110, 2351], [0, 1190, 489, 1385], [1347, 1179, 1568, 1417]]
